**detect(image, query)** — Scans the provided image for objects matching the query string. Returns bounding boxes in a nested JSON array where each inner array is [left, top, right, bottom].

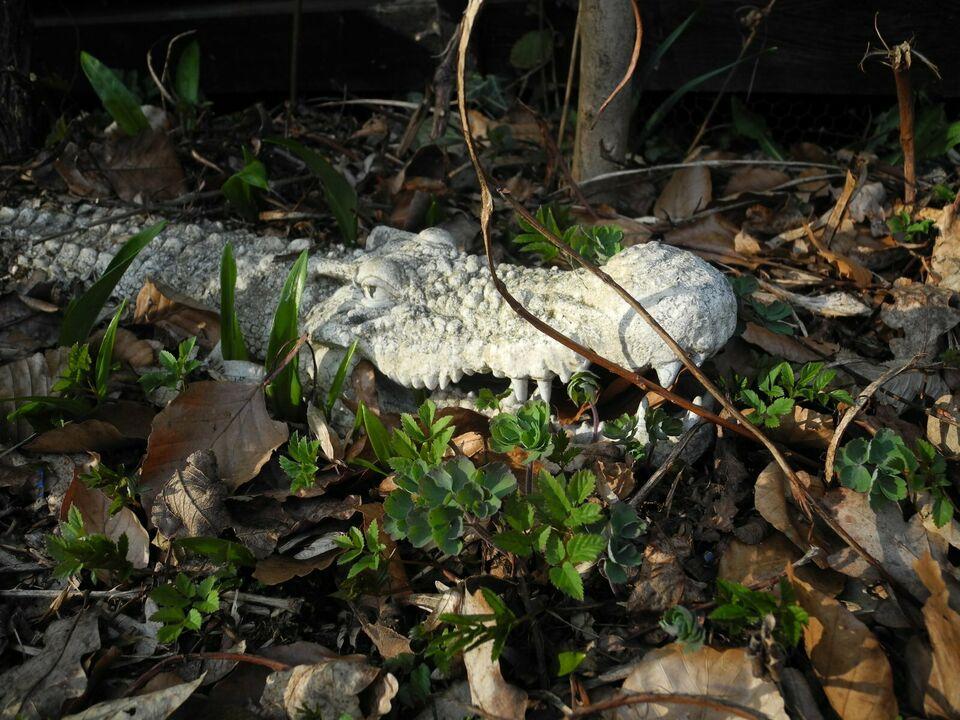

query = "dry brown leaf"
[[664, 214, 738, 259], [26, 420, 129, 454], [134, 278, 221, 349], [253, 551, 338, 585], [149, 450, 230, 539], [608, 644, 787, 719], [140, 380, 288, 511], [361, 620, 414, 660], [741, 322, 838, 363], [722, 166, 789, 197], [62, 675, 203, 720], [654, 165, 712, 220], [882, 280, 960, 362], [755, 462, 830, 567], [0, 611, 100, 720], [927, 394, 960, 459], [933, 203, 960, 292], [0, 293, 60, 359], [913, 553, 960, 717], [765, 406, 835, 449], [90, 327, 157, 368], [719, 535, 843, 597], [823, 488, 955, 603], [627, 533, 705, 612], [787, 564, 898, 720], [0, 347, 69, 442], [807, 224, 873, 287], [61, 475, 150, 569], [99, 127, 187, 202], [461, 588, 528, 720], [259, 657, 381, 720]]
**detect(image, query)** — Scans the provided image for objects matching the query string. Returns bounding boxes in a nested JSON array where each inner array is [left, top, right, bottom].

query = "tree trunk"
[[572, 0, 634, 184], [0, 0, 32, 162]]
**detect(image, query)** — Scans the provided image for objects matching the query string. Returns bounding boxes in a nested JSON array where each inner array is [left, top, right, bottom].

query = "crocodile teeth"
[[683, 395, 705, 430], [536, 378, 552, 404], [449, 370, 464, 383], [557, 367, 573, 384], [655, 361, 682, 389], [425, 374, 439, 391], [510, 377, 529, 403], [438, 373, 450, 390]]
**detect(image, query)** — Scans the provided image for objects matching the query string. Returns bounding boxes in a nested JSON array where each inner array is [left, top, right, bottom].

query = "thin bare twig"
[[591, 0, 642, 128], [124, 652, 291, 697], [566, 690, 770, 719], [557, 8, 580, 149]]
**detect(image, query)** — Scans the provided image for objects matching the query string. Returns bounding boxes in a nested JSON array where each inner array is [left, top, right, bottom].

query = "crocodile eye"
[[360, 280, 391, 306], [355, 258, 399, 308]]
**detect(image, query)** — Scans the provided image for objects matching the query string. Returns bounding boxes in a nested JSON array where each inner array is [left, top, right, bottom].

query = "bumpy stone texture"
[[0, 202, 738, 403]]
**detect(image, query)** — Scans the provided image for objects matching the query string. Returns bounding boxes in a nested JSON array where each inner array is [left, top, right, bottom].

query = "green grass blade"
[[639, 47, 776, 143], [79, 51, 149, 136], [267, 138, 358, 244], [266, 250, 309, 419], [94, 301, 124, 399], [358, 402, 391, 465], [219, 243, 249, 361], [325, 339, 359, 417], [175, 39, 200, 107], [640, 8, 699, 83], [59, 221, 166, 346]]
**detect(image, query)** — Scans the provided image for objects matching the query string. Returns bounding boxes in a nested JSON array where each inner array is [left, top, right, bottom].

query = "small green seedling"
[[729, 275, 795, 336], [384, 458, 516, 556], [47, 506, 132, 583], [604, 502, 645, 584], [79, 51, 149, 136], [139, 336, 201, 393], [219, 243, 249, 361], [567, 371, 600, 407], [359, 399, 455, 476], [265, 250, 309, 421], [556, 650, 586, 676], [645, 406, 684, 445], [835, 429, 954, 526], [149, 573, 220, 643], [80, 462, 139, 515], [334, 519, 388, 578], [512, 205, 624, 266], [709, 579, 808, 648], [737, 360, 853, 428], [602, 413, 647, 462], [474, 387, 511, 412], [887, 210, 935, 241], [426, 587, 517, 671], [174, 536, 256, 571], [280, 431, 322, 494], [494, 470, 605, 600], [222, 147, 269, 221], [490, 401, 554, 463], [660, 606, 705, 651]]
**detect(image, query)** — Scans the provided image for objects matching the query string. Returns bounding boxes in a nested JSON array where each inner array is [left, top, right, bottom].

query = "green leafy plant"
[[80, 462, 138, 515], [474, 387, 511, 412], [835, 429, 954, 525], [359, 399, 455, 476], [174, 38, 200, 108], [280, 431, 322, 494], [323, 339, 358, 417], [645, 406, 683, 445], [425, 587, 517, 671], [396, 663, 432, 709], [660, 606, 705, 651], [513, 206, 624, 266], [494, 470, 605, 600], [79, 51, 149, 136], [47, 506, 132, 582], [729, 275, 794, 336], [490, 401, 554, 463], [222, 147, 269, 221], [10, 304, 126, 429], [60, 223, 165, 346], [709, 579, 808, 649], [604, 502, 645, 583], [556, 650, 586, 676], [384, 457, 516, 555], [567, 371, 600, 407], [887, 210, 935, 241], [602, 412, 646, 462], [731, 97, 784, 160], [509, 29, 554, 70], [219, 243, 249, 361], [139, 336, 201, 393], [265, 250, 308, 420], [149, 573, 220, 643], [737, 360, 853, 428], [174, 536, 256, 570], [334, 519, 389, 578], [267, 138, 358, 244]]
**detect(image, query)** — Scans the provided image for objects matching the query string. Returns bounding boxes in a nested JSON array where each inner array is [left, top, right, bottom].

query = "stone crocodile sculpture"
[[0, 202, 737, 409]]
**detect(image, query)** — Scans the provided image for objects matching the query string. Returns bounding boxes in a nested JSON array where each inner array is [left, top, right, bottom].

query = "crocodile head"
[[304, 226, 737, 406]]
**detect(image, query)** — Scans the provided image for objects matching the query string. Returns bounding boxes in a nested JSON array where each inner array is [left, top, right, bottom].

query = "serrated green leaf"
[[566, 533, 605, 563], [549, 561, 584, 600]]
